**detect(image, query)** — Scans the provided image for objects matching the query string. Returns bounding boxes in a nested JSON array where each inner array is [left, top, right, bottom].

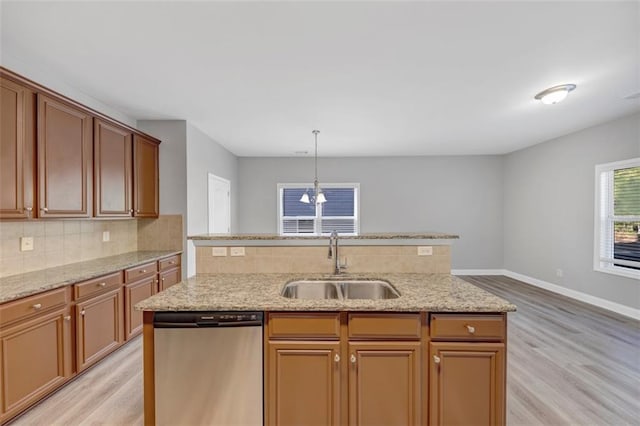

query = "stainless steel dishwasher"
[[154, 311, 263, 426]]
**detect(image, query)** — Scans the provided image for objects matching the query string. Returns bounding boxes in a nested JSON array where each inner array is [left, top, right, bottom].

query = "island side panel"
[[143, 311, 155, 426]]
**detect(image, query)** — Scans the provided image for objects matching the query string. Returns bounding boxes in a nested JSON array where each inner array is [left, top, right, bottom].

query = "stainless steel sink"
[[340, 280, 400, 300], [281, 279, 400, 300], [280, 280, 340, 299]]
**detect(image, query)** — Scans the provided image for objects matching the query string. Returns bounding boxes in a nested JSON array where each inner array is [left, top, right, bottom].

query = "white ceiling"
[[1, 1, 639, 157]]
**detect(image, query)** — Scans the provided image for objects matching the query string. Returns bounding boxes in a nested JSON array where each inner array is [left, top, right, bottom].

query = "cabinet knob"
[[81, 309, 86, 316], [24, 207, 33, 217], [136, 210, 140, 213], [350, 354, 356, 364], [98, 282, 106, 287], [434, 355, 441, 364], [141, 270, 147, 273], [129, 209, 133, 213], [32, 303, 42, 310], [64, 315, 71, 321], [162, 277, 165, 281], [334, 353, 340, 363], [466, 325, 476, 334], [169, 261, 176, 265], [41, 207, 48, 212]]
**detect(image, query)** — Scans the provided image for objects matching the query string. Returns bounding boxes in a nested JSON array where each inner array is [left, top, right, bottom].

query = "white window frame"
[[277, 183, 360, 236], [594, 158, 640, 279]]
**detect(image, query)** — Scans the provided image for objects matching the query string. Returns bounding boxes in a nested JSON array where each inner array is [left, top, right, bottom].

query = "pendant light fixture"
[[300, 130, 327, 204]]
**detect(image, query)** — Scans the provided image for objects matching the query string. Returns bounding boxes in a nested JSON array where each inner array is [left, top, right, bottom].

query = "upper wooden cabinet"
[[37, 94, 93, 218], [94, 119, 133, 217], [0, 77, 35, 219], [133, 134, 159, 218]]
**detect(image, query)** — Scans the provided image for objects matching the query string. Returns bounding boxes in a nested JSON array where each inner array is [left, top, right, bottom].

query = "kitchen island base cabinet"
[[349, 342, 421, 426], [75, 288, 124, 372], [124, 277, 156, 341], [429, 342, 505, 426], [268, 342, 341, 426], [0, 305, 72, 422]]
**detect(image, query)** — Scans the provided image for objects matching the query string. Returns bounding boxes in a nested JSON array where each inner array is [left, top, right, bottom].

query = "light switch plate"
[[212, 247, 227, 257], [230, 247, 245, 256], [102, 231, 110, 242], [417, 246, 433, 256], [20, 237, 34, 251]]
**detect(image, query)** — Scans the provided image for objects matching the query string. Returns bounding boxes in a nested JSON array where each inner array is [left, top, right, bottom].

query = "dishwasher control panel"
[[153, 311, 263, 328]]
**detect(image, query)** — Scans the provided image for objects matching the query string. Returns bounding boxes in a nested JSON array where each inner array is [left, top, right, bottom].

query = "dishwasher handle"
[[153, 311, 263, 328]]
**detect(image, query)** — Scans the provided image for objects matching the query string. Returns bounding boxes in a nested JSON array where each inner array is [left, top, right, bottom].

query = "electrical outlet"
[[20, 237, 34, 251], [556, 268, 564, 277], [212, 247, 227, 257], [417, 246, 433, 256], [102, 231, 110, 242], [230, 247, 245, 257]]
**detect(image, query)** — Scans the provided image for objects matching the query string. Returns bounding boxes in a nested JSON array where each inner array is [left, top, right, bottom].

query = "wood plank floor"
[[9, 276, 640, 425]]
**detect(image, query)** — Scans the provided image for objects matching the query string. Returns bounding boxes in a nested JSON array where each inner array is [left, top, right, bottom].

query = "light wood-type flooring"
[[9, 276, 640, 425]]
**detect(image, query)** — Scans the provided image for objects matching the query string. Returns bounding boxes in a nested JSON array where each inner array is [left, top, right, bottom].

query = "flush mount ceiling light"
[[534, 84, 577, 105], [300, 130, 327, 204]]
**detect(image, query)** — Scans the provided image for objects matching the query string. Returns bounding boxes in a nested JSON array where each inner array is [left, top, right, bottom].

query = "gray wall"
[[503, 112, 640, 309], [186, 124, 239, 275], [237, 156, 504, 269], [136, 120, 188, 278]]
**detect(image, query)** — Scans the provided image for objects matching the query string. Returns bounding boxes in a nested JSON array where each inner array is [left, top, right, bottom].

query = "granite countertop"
[[0, 250, 182, 303], [188, 232, 460, 241], [135, 273, 516, 313]]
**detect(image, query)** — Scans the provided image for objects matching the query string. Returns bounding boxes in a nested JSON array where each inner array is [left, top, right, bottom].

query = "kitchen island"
[[137, 273, 515, 426]]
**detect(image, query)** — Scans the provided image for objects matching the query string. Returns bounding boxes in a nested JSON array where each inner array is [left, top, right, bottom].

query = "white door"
[[208, 173, 230, 234]]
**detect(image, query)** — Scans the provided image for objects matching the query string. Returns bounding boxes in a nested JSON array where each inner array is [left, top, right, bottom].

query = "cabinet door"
[[348, 342, 421, 426], [37, 94, 92, 217], [94, 119, 132, 217], [429, 342, 505, 426], [0, 306, 72, 420], [75, 288, 123, 372], [124, 277, 155, 341], [159, 266, 181, 292], [267, 341, 341, 426], [133, 134, 158, 217], [0, 77, 35, 219]]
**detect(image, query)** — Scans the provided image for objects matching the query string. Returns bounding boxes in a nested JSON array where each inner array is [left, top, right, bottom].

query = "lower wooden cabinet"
[[0, 305, 72, 421], [75, 287, 124, 372], [348, 342, 421, 426], [159, 267, 180, 292], [267, 341, 341, 426], [124, 277, 156, 341], [429, 342, 505, 426]]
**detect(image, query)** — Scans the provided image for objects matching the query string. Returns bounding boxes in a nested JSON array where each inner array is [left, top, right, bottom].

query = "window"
[[277, 183, 359, 236], [594, 158, 640, 279]]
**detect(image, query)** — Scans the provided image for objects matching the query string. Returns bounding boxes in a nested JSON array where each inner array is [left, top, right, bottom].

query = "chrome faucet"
[[328, 230, 346, 275]]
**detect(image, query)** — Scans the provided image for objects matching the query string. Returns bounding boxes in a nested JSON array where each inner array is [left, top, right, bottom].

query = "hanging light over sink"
[[300, 130, 327, 204]]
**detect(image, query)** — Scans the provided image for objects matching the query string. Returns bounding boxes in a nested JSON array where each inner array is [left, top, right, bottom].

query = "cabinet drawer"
[[0, 287, 69, 327], [159, 255, 180, 271], [125, 261, 157, 283], [348, 313, 421, 340], [74, 271, 123, 301], [268, 312, 341, 340], [430, 314, 505, 341]]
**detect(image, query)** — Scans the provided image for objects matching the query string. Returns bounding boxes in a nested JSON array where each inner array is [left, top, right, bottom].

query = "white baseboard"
[[452, 269, 640, 320], [502, 270, 640, 321], [451, 269, 507, 276]]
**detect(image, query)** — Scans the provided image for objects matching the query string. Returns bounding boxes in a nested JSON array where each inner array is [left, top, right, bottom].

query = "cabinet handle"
[[162, 277, 165, 282], [141, 270, 147, 273], [334, 353, 340, 363], [434, 355, 441, 364], [81, 309, 86, 316], [350, 354, 356, 364], [466, 325, 476, 334], [25, 207, 33, 217], [98, 282, 106, 287], [32, 303, 42, 310], [41, 207, 48, 212], [169, 261, 176, 265], [129, 209, 133, 213], [136, 210, 140, 213], [64, 315, 71, 321]]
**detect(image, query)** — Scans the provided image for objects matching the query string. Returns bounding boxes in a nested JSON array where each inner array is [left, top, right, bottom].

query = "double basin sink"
[[281, 279, 400, 300]]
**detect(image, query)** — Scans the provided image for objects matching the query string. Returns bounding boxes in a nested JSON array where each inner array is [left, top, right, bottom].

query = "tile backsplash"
[[0, 220, 138, 278], [196, 245, 451, 274]]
